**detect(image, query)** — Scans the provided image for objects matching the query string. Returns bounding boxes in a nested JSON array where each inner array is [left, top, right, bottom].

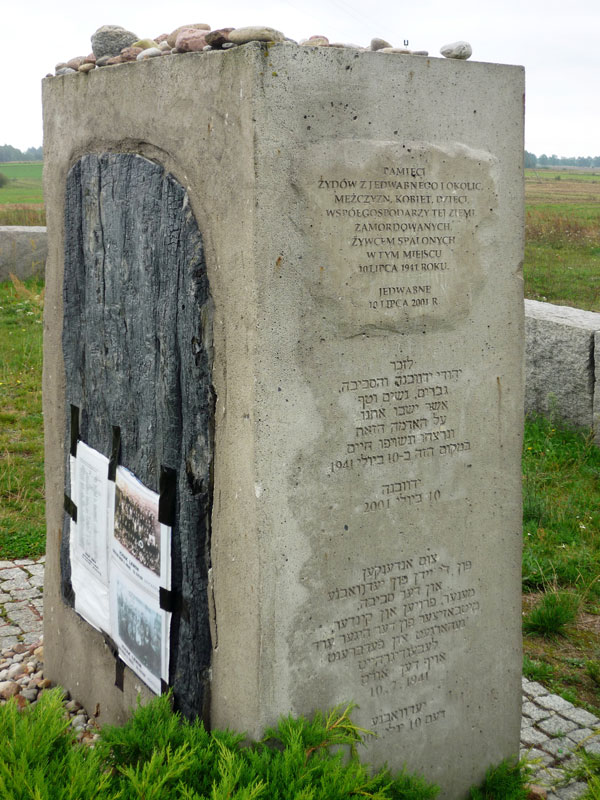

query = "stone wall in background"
[[0, 226, 47, 283], [525, 299, 600, 443]]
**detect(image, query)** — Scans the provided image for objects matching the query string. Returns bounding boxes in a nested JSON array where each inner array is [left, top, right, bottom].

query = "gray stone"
[[91, 25, 139, 59], [0, 222, 46, 278], [55, 68, 77, 76], [538, 715, 578, 736], [541, 738, 574, 760], [228, 27, 285, 44], [136, 47, 162, 60], [561, 706, 599, 727], [554, 783, 589, 799], [522, 726, 551, 747], [440, 41, 472, 59], [522, 700, 552, 722], [525, 300, 600, 441], [21, 688, 39, 702], [523, 679, 550, 697], [537, 695, 576, 713], [566, 727, 595, 744], [43, 44, 524, 798], [370, 37, 391, 50], [580, 737, 600, 755], [520, 746, 554, 765]]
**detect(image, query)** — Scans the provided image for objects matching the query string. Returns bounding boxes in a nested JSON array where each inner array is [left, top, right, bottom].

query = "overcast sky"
[[2, 0, 598, 156]]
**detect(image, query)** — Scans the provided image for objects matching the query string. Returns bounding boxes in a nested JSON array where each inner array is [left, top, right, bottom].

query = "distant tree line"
[[0, 144, 43, 162], [525, 151, 600, 168]]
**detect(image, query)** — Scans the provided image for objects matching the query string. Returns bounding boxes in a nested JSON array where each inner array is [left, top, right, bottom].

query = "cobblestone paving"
[[521, 676, 600, 799], [0, 559, 44, 649], [2, 560, 600, 796]]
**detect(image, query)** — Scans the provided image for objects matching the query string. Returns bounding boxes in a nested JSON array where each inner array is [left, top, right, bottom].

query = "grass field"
[[0, 162, 44, 225], [0, 276, 46, 558], [524, 168, 600, 311]]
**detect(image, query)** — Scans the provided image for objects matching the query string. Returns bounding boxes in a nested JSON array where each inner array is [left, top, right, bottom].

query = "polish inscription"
[[302, 142, 496, 331], [313, 553, 477, 738]]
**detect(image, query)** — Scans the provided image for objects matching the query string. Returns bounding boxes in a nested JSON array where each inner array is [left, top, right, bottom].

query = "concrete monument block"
[[525, 299, 600, 439], [43, 44, 524, 797], [0, 226, 47, 283]]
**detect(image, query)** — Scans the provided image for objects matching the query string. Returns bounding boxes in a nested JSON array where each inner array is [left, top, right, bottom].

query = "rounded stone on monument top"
[[440, 40, 472, 59], [175, 30, 210, 52], [55, 67, 77, 76], [106, 55, 125, 65], [167, 24, 211, 48], [379, 47, 412, 54], [66, 56, 87, 70], [158, 41, 171, 52], [120, 46, 143, 61], [91, 26, 139, 59], [370, 37, 391, 50], [412, 50, 429, 56], [205, 28, 234, 47], [221, 42, 237, 50], [132, 39, 159, 50], [137, 47, 163, 60], [228, 27, 286, 44], [95, 55, 112, 67], [299, 36, 329, 47], [78, 63, 96, 73], [328, 42, 364, 49], [83, 54, 96, 64]]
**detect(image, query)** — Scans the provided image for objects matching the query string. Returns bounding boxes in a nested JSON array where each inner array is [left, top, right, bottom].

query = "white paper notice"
[[70, 443, 111, 634], [110, 567, 170, 695], [110, 466, 171, 693]]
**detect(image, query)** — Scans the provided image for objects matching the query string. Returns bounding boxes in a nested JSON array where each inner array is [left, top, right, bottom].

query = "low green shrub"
[[468, 757, 531, 799], [0, 691, 439, 800], [0, 690, 534, 799]]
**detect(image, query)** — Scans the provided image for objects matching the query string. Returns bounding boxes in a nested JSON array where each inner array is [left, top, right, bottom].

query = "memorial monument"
[[43, 42, 525, 798]]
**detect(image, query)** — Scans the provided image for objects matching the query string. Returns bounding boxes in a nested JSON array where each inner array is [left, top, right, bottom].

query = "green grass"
[[0, 161, 43, 205], [0, 276, 45, 559], [522, 414, 600, 597], [0, 161, 45, 225], [524, 169, 600, 311], [523, 590, 580, 637]]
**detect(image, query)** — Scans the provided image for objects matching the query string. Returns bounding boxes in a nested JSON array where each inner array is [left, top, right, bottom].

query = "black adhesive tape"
[[64, 494, 78, 522], [159, 466, 177, 526], [108, 426, 121, 482], [70, 405, 80, 457], [63, 579, 75, 607], [115, 658, 125, 691], [103, 634, 119, 659]]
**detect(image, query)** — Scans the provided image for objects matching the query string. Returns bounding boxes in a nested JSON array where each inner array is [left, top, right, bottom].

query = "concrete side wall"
[[525, 299, 600, 441], [0, 226, 47, 283]]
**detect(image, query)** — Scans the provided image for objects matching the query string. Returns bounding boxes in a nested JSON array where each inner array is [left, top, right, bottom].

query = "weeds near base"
[[523, 590, 580, 637]]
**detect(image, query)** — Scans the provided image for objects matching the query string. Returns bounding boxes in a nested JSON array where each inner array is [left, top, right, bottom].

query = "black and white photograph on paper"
[[114, 467, 161, 576], [112, 571, 167, 693]]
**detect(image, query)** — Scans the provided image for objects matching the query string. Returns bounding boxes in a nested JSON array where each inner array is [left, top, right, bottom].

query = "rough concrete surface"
[[43, 44, 524, 798], [0, 226, 47, 283], [525, 299, 600, 441]]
